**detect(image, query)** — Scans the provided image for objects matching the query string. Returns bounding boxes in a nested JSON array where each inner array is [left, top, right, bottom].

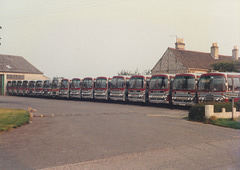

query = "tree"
[[142, 69, 151, 75], [210, 61, 240, 72], [117, 68, 151, 76], [133, 68, 141, 75], [117, 69, 133, 76]]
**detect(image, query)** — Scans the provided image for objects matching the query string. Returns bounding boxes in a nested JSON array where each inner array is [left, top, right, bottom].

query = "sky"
[[0, 0, 239, 79]]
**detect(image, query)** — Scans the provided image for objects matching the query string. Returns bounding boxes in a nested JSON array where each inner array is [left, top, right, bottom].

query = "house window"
[[7, 74, 25, 80]]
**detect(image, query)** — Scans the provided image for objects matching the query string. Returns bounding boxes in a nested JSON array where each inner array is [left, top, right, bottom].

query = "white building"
[[0, 54, 49, 95]]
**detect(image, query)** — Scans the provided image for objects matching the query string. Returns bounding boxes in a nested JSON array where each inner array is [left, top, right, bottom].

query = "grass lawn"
[[0, 108, 29, 132], [212, 118, 240, 129]]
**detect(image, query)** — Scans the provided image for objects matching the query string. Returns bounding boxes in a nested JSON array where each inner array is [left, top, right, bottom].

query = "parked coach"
[[82, 77, 95, 100], [70, 78, 81, 99], [172, 73, 201, 106], [148, 74, 175, 104], [128, 75, 150, 103], [59, 79, 70, 98], [109, 76, 129, 102], [94, 77, 111, 100], [198, 72, 240, 103]]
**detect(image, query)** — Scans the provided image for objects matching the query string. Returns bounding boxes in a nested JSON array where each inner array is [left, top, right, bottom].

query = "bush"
[[209, 115, 218, 122], [188, 103, 205, 122], [188, 101, 235, 122], [214, 102, 232, 112], [235, 100, 240, 111]]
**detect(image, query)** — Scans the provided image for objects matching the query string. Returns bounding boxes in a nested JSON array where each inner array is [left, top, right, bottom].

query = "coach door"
[[0, 74, 4, 95]]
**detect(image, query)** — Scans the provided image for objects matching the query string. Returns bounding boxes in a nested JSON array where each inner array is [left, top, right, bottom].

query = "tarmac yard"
[[0, 96, 239, 169]]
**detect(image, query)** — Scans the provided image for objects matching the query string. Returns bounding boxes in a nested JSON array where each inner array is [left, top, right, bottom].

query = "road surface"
[[0, 96, 239, 169]]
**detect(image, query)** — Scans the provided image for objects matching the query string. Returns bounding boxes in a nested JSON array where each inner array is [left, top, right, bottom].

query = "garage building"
[[0, 54, 49, 95]]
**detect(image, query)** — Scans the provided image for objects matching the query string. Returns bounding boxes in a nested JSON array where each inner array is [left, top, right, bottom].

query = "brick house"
[[0, 54, 49, 95], [151, 38, 239, 75]]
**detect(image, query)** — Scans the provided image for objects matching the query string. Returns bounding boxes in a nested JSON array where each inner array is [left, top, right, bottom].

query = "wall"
[[1, 72, 49, 95], [205, 105, 240, 119], [151, 49, 188, 75], [24, 73, 49, 81]]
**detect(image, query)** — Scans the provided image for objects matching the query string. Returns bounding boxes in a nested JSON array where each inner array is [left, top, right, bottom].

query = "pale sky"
[[0, 0, 239, 79]]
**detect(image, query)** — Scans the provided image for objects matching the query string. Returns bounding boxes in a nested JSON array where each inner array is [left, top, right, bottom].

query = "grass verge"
[[0, 108, 29, 132], [209, 118, 240, 129]]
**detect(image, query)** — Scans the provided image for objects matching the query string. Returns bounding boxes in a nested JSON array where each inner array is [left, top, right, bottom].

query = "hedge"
[[188, 101, 240, 122]]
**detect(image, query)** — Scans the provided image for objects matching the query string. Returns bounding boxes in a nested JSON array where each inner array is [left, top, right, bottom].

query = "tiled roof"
[[0, 54, 43, 74], [168, 48, 234, 70]]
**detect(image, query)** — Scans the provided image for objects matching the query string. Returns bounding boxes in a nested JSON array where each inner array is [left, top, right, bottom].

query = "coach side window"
[[227, 78, 233, 91], [233, 78, 240, 91]]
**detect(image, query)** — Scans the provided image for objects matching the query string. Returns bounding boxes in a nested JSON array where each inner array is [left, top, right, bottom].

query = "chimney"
[[211, 42, 219, 59], [175, 38, 185, 50], [232, 46, 239, 60]]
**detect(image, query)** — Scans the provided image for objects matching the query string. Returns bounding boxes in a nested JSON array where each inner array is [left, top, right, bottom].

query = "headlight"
[[216, 97, 223, 101]]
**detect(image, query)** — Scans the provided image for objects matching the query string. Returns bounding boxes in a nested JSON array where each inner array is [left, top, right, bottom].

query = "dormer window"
[[6, 65, 11, 69]]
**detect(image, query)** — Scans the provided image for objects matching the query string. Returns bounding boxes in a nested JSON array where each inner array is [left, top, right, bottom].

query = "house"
[[151, 38, 239, 75], [0, 54, 49, 95]]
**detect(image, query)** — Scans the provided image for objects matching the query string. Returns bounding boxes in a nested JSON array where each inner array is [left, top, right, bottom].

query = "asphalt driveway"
[[0, 96, 239, 169]]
